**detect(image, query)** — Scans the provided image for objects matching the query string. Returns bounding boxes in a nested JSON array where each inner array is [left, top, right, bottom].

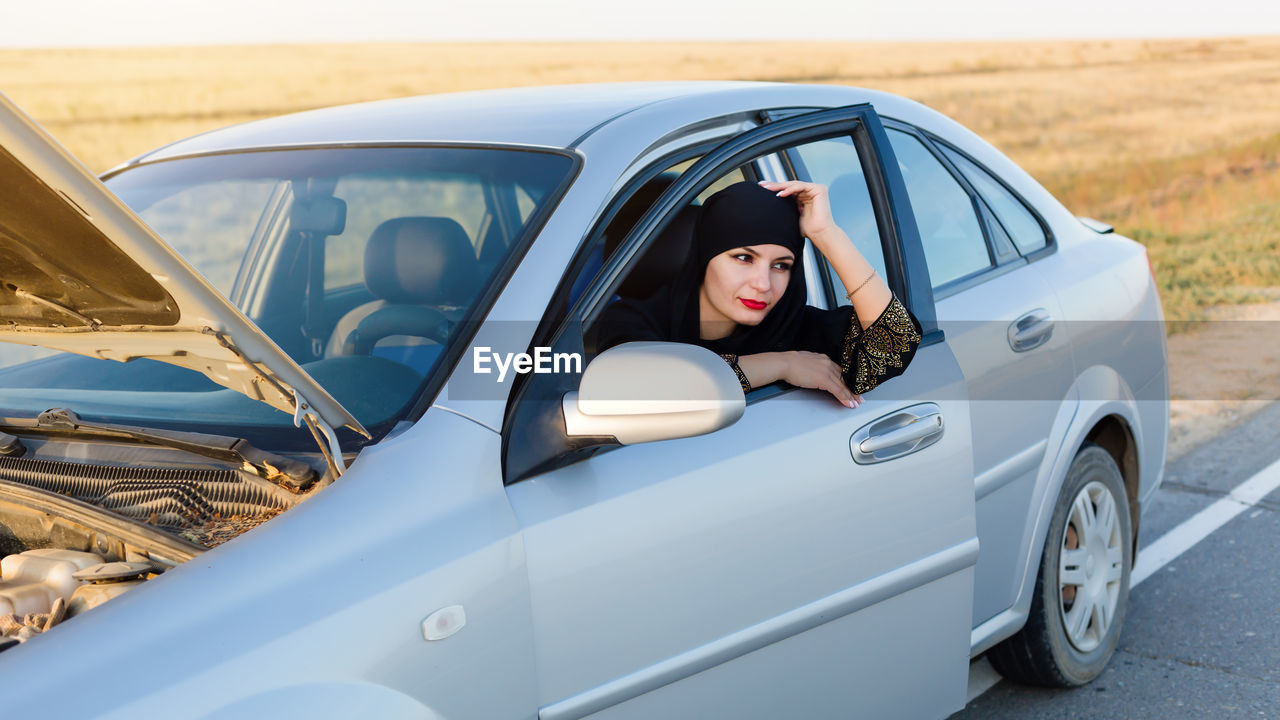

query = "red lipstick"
[[740, 299, 767, 311]]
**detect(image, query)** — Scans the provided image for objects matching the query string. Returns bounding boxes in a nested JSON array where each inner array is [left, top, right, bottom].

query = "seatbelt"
[[293, 179, 343, 361], [302, 231, 325, 359]]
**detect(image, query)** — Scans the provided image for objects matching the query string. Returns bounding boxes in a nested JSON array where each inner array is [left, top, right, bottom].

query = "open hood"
[[0, 93, 367, 460]]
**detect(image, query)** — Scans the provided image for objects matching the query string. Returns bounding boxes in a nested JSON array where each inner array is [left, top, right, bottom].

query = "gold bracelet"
[[845, 269, 877, 301], [719, 353, 752, 393]]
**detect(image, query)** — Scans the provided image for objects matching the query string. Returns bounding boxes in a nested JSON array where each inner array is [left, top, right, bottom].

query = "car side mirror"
[[562, 342, 745, 445]]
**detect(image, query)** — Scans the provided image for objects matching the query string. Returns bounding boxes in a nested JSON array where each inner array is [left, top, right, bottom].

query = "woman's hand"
[[760, 179, 893, 330], [738, 351, 863, 408], [757, 180, 840, 250], [778, 351, 864, 409]]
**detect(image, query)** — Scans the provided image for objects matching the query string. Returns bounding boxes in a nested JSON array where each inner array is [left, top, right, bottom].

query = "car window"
[[562, 158, 748, 314], [514, 184, 537, 221], [140, 179, 278, 295], [936, 144, 1049, 255], [0, 147, 575, 451], [884, 128, 992, 288], [787, 135, 886, 306]]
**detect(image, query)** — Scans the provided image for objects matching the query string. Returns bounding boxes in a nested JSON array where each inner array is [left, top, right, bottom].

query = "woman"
[[597, 180, 922, 408]]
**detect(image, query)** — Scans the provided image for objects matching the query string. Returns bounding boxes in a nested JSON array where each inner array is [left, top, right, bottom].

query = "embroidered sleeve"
[[719, 353, 752, 393], [838, 295, 923, 394]]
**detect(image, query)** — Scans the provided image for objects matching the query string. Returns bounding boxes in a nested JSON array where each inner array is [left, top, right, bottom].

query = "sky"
[[3, 0, 1279, 46]]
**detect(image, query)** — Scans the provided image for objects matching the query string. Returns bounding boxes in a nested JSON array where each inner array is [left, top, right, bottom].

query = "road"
[[952, 400, 1280, 719]]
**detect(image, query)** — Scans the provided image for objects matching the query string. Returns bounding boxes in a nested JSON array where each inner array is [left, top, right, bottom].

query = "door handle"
[[851, 403, 945, 464], [1008, 309, 1053, 352]]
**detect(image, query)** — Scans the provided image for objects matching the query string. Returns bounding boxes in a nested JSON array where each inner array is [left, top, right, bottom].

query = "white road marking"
[[1132, 455, 1280, 587], [965, 454, 1280, 705]]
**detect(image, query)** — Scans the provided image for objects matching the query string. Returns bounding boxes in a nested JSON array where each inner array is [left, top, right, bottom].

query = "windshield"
[[0, 146, 574, 449]]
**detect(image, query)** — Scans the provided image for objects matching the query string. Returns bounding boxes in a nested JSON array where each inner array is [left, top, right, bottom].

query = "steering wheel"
[[343, 305, 450, 356]]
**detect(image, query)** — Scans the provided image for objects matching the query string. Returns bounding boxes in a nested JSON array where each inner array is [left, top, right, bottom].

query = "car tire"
[[988, 443, 1133, 687]]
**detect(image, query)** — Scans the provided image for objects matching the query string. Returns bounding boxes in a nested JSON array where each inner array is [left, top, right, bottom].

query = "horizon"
[[4, 0, 1280, 48], [6, 34, 1280, 50]]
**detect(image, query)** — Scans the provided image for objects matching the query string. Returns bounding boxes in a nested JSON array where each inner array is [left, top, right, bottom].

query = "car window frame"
[[572, 110, 929, 329], [765, 110, 1058, 271], [923, 130, 1058, 264], [529, 138, 740, 347], [879, 120, 1024, 296], [501, 103, 938, 484], [231, 180, 294, 313], [778, 138, 887, 312], [770, 108, 1031, 301]]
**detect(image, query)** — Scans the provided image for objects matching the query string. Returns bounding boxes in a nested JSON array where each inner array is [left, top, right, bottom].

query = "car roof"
[[126, 81, 904, 164]]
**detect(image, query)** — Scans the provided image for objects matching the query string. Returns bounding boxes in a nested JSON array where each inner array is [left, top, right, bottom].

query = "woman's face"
[[698, 243, 794, 338]]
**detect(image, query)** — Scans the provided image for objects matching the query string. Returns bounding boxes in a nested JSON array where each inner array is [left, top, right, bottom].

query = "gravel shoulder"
[[1166, 297, 1280, 461]]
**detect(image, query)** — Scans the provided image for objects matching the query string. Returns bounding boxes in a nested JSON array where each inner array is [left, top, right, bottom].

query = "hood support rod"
[[209, 331, 348, 477], [293, 390, 346, 476]]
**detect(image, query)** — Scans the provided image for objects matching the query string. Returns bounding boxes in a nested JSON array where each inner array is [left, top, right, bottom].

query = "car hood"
[[0, 93, 366, 439]]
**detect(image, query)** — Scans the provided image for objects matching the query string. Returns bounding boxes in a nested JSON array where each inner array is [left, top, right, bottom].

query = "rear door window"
[[884, 128, 993, 288], [936, 144, 1049, 255]]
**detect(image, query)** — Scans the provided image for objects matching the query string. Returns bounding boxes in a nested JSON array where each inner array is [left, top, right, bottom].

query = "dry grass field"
[[3, 37, 1279, 321]]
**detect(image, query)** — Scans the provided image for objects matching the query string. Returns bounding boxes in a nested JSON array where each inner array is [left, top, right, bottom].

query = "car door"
[[503, 106, 978, 720], [878, 126, 1077, 632]]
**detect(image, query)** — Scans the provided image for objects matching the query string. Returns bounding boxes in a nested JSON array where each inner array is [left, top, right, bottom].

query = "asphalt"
[[951, 400, 1280, 719]]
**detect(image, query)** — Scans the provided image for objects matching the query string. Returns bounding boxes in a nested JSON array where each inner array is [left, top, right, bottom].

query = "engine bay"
[[0, 436, 323, 652]]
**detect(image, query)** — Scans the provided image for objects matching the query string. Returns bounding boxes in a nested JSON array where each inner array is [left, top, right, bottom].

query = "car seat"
[[326, 216, 479, 374]]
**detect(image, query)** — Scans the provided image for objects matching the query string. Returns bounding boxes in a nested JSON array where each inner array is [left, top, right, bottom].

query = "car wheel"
[[988, 443, 1132, 687]]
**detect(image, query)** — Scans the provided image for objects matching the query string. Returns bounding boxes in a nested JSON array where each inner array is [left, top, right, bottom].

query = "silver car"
[[0, 82, 1167, 718]]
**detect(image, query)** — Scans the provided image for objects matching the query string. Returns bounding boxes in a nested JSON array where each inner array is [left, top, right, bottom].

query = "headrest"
[[364, 217, 479, 306]]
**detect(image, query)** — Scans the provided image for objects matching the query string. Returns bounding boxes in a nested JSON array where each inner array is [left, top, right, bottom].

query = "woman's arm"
[[757, 180, 892, 329], [835, 301, 922, 394], [734, 351, 864, 409], [743, 181, 921, 403]]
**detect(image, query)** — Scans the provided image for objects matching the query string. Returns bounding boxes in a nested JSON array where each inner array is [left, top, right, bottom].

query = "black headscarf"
[[598, 181, 826, 356]]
